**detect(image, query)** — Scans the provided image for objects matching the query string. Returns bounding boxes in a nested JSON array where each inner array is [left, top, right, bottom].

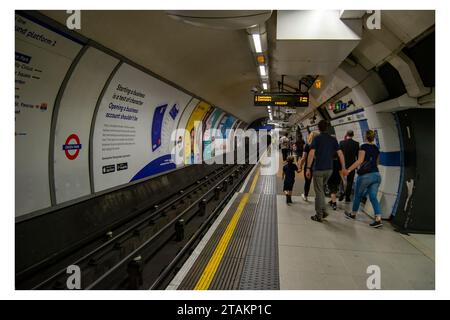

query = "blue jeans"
[[352, 172, 382, 216]]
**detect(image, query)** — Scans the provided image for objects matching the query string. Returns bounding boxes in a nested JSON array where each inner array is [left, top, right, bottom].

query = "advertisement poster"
[[15, 13, 83, 216], [152, 104, 167, 151], [172, 98, 199, 167], [184, 101, 210, 164], [203, 108, 225, 161], [92, 63, 191, 192]]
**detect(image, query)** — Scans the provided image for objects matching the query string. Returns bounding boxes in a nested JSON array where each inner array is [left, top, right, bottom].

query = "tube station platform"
[[168, 153, 435, 290]]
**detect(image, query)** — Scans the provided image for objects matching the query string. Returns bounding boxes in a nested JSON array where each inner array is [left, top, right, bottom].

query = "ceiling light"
[[259, 65, 266, 77], [262, 83, 268, 90], [252, 34, 262, 53]]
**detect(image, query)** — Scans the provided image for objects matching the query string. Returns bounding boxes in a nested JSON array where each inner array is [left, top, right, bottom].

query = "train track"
[[17, 163, 253, 290]]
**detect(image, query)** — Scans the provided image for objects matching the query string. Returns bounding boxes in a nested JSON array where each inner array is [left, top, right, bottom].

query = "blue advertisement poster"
[[169, 103, 179, 120], [152, 104, 167, 151], [220, 114, 236, 138]]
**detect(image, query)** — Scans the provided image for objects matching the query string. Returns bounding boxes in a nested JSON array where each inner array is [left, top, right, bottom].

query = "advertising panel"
[[92, 63, 191, 192]]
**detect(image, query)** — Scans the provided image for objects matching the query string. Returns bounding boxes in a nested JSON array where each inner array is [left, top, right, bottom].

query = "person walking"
[[282, 156, 300, 205], [305, 120, 347, 222], [344, 130, 383, 228], [327, 152, 343, 210], [298, 131, 318, 202], [338, 130, 360, 202], [294, 136, 305, 162], [280, 134, 290, 162]]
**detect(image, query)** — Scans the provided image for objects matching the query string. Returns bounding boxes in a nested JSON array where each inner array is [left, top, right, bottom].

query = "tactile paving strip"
[[176, 174, 279, 290], [177, 193, 245, 290], [239, 193, 279, 290], [208, 195, 259, 289], [253, 175, 277, 195]]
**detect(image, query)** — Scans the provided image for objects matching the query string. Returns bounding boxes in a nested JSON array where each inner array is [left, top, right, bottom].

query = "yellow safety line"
[[194, 168, 260, 290], [249, 167, 260, 194]]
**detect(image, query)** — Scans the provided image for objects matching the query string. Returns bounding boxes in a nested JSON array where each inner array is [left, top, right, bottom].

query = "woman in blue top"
[[344, 130, 383, 228]]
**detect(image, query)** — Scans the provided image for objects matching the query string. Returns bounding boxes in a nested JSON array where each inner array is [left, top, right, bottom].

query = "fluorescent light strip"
[[252, 34, 262, 53], [262, 83, 268, 90], [259, 65, 266, 77]]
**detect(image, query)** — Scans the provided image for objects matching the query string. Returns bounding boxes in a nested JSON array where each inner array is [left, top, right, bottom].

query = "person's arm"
[[337, 149, 347, 176], [305, 149, 315, 179], [297, 151, 307, 170], [306, 149, 315, 170], [347, 150, 366, 173]]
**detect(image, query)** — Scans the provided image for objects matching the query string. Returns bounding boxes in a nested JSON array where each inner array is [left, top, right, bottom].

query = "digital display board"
[[254, 93, 309, 107]]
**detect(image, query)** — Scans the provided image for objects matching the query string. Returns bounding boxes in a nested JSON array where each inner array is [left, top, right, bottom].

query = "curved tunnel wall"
[[15, 12, 245, 219], [298, 61, 434, 220]]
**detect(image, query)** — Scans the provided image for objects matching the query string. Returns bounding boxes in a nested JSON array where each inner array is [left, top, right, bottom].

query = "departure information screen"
[[254, 93, 309, 107]]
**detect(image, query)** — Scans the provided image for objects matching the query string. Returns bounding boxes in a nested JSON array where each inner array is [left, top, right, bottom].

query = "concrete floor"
[[276, 157, 435, 290]]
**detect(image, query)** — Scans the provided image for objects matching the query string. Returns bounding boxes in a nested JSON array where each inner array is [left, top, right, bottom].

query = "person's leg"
[[366, 173, 382, 225], [338, 179, 345, 201], [329, 183, 337, 210], [312, 170, 331, 220], [321, 171, 332, 216], [345, 174, 370, 219], [312, 171, 324, 219], [345, 170, 355, 202], [304, 170, 311, 198]]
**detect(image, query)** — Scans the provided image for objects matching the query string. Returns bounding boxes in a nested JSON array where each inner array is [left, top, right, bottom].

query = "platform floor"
[[168, 153, 435, 290]]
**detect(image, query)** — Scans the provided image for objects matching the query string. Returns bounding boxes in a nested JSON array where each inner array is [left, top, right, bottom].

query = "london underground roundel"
[[63, 134, 82, 160]]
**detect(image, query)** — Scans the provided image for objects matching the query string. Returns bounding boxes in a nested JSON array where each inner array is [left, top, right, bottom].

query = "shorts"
[[327, 182, 339, 194], [283, 180, 295, 191]]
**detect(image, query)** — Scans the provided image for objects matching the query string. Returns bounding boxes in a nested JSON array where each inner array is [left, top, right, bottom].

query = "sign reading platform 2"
[[254, 93, 309, 107]]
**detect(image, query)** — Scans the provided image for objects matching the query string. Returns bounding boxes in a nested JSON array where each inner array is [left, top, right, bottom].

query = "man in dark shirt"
[[339, 130, 360, 202], [306, 120, 347, 222]]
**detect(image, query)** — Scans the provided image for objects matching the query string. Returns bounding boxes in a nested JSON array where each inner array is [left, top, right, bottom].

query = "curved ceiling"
[[40, 10, 269, 123]]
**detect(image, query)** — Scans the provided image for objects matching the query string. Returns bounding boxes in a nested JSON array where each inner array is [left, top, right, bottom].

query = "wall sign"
[[63, 134, 82, 160], [328, 99, 355, 114]]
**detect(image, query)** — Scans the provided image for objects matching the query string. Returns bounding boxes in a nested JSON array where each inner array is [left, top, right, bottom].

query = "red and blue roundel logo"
[[62, 134, 82, 160]]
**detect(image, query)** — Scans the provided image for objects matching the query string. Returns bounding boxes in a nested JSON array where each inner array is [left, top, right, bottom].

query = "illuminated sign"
[[314, 79, 321, 89], [254, 93, 309, 107], [328, 99, 354, 114]]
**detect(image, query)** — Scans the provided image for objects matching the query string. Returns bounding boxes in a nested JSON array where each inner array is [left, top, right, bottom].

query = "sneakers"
[[310, 215, 323, 223], [344, 211, 356, 220], [322, 211, 329, 219], [369, 220, 383, 228], [301, 193, 308, 201], [338, 194, 345, 202], [330, 202, 337, 210]]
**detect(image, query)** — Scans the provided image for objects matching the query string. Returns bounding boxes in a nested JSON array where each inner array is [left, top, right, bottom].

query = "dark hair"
[[365, 130, 376, 142], [318, 120, 328, 132], [346, 130, 354, 137], [287, 155, 294, 163]]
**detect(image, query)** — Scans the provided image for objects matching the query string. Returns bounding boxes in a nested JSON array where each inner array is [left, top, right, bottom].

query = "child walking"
[[282, 156, 300, 204]]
